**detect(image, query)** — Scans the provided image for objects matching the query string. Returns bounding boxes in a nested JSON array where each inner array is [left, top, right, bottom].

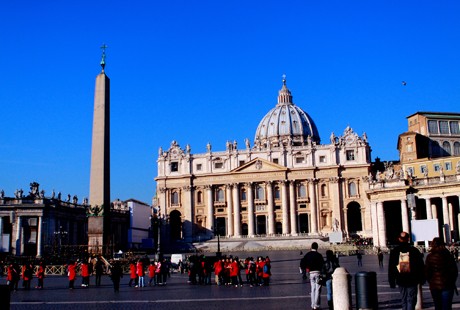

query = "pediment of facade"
[[231, 158, 288, 174]]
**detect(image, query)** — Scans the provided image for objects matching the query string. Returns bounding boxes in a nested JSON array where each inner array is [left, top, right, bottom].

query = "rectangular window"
[[439, 121, 449, 134], [420, 165, 427, 174], [445, 162, 452, 171], [319, 156, 326, 163], [433, 164, 441, 172], [273, 158, 279, 164], [171, 162, 178, 172], [299, 204, 307, 209], [450, 121, 460, 134], [214, 162, 223, 169], [241, 207, 247, 211], [407, 167, 415, 176], [275, 205, 281, 210], [428, 120, 439, 134], [239, 160, 245, 166], [346, 150, 355, 161], [296, 157, 305, 164], [196, 164, 202, 171]]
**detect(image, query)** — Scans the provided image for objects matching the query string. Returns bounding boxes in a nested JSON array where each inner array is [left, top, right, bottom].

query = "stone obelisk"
[[88, 45, 111, 254]]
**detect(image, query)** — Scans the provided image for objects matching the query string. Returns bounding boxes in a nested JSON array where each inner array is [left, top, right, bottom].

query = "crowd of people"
[[183, 255, 272, 287], [1, 260, 46, 291]]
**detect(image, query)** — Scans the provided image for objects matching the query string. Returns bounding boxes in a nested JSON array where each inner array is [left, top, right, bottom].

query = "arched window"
[[255, 185, 264, 200], [216, 189, 224, 202], [171, 192, 179, 205], [241, 189, 247, 201], [348, 182, 357, 197], [321, 184, 327, 197], [196, 191, 203, 204], [443, 141, 452, 155], [298, 184, 306, 197], [454, 142, 460, 156], [274, 186, 280, 199]]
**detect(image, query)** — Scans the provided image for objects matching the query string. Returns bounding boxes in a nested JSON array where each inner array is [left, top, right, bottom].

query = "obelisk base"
[[88, 216, 104, 254]]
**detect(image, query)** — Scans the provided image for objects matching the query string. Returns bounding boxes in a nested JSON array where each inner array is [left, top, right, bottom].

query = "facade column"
[[0, 216, 3, 251], [289, 181, 298, 235], [232, 184, 241, 237], [308, 179, 318, 234], [401, 199, 410, 234], [370, 202, 379, 247], [266, 181, 275, 235], [37, 216, 43, 257], [183, 186, 193, 242], [205, 185, 214, 236], [425, 197, 433, 219], [432, 204, 438, 219], [449, 203, 455, 234], [281, 180, 289, 235], [377, 202, 387, 248], [247, 183, 255, 237], [330, 178, 342, 232], [16, 215, 21, 256], [226, 184, 234, 237]]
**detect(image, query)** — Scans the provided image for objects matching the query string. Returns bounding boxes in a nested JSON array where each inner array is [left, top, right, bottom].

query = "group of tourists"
[[184, 254, 271, 287], [301, 232, 459, 310], [128, 258, 171, 288], [1, 260, 46, 291]]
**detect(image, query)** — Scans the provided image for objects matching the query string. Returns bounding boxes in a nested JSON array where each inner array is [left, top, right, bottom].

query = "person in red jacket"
[[256, 256, 265, 286], [128, 261, 137, 287], [67, 261, 77, 289], [213, 259, 223, 285], [36, 261, 45, 289], [22, 262, 33, 290], [7, 262, 19, 291], [229, 257, 240, 287], [148, 261, 156, 286], [81, 261, 90, 287], [136, 259, 145, 287]]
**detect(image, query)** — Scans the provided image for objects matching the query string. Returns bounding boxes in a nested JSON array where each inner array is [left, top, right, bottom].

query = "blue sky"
[[1, 1, 459, 204]]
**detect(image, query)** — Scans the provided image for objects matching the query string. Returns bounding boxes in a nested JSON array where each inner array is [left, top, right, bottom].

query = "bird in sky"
[[402, 81, 407, 86]]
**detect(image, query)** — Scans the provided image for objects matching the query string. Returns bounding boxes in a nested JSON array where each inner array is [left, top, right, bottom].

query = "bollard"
[[332, 267, 352, 310], [0, 284, 10, 310], [355, 271, 378, 310]]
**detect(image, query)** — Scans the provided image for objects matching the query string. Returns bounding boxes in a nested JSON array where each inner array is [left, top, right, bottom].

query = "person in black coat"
[[109, 261, 123, 292], [301, 242, 324, 310]]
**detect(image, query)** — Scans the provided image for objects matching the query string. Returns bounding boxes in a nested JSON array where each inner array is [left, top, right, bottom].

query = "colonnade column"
[[442, 196, 450, 242], [37, 216, 43, 257], [425, 197, 433, 219], [266, 181, 275, 235], [281, 180, 289, 235], [370, 202, 379, 247], [16, 215, 21, 256], [449, 203, 455, 235], [308, 179, 318, 234], [401, 199, 410, 233], [376, 202, 387, 248], [289, 181, 298, 235], [247, 183, 255, 237], [205, 185, 214, 235], [232, 184, 241, 237], [226, 184, 234, 237]]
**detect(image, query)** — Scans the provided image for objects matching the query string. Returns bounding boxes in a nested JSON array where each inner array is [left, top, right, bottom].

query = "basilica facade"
[[155, 79, 373, 243]]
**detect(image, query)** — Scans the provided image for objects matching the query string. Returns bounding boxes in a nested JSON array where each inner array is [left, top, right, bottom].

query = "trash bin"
[[0, 284, 10, 310], [355, 271, 378, 310]]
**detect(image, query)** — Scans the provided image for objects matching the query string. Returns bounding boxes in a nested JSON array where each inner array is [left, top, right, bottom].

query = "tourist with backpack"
[[388, 231, 425, 310]]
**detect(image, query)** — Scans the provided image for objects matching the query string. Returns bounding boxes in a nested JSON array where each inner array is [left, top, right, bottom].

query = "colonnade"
[[371, 194, 460, 248]]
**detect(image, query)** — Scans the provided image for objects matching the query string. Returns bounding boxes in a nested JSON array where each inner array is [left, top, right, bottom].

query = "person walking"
[[388, 232, 425, 310], [377, 248, 384, 268], [94, 257, 104, 287], [128, 261, 137, 287], [302, 242, 324, 310], [357, 252, 363, 267], [425, 237, 458, 310], [136, 259, 145, 287], [323, 250, 340, 310]]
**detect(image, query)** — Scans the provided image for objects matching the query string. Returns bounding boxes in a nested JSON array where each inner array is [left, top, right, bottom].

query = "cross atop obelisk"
[[88, 45, 111, 255]]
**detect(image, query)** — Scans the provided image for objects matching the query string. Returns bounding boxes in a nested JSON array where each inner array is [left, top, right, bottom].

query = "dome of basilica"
[[254, 78, 320, 147]]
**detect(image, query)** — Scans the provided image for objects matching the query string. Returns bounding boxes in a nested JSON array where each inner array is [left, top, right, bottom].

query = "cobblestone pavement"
[[4, 250, 460, 309]]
